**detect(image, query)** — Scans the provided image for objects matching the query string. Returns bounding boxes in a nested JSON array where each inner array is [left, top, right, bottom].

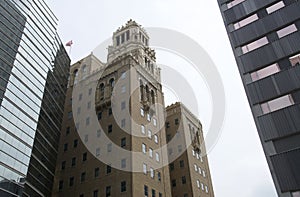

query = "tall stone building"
[[166, 103, 214, 197], [52, 20, 215, 197], [217, 0, 300, 196], [0, 0, 70, 196]]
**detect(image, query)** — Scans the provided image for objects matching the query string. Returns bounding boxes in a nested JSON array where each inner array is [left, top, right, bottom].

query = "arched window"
[[151, 90, 155, 104], [145, 85, 150, 102], [109, 78, 115, 94], [73, 69, 78, 85]]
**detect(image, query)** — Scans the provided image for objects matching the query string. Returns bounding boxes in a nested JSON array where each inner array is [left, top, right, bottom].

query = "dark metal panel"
[[274, 133, 300, 153]]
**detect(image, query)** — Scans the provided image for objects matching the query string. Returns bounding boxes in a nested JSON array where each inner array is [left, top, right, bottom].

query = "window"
[[66, 127, 70, 135], [166, 122, 170, 128], [277, 24, 297, 38], [159, 193, 162, 197], [157, 172, 161, 181], [154, 135, 158, 144], [97, 130, 101, 138], [121, 137, 126, 148], [121, 119, 126, 128], [121, 159, 126, 168], [242, 37, 268, 54], [107, 143, 112, 152], [198, 167, 202, 174], [148, 148, 153, 158], [196, 153, 200, 160], [192, 149, 195, 156], [196, 180, 200, 188], [106, 186, 111, 197], [144, 185, 148, 197], [121, 86, 126, 93], [168, 148, 173, 155], [121, 181, 126, 192], [172, 179, 176, 187], [227, 0, 245, 8], [80, 172, 86, 182], [182, 176, 186, 184], [121, 71, 126, 79], [142, 144, 146, 154], [250, 63, 280, 82], [152, 189, 156, 197], [147, 113, 151, 121], [141, 125, 145, 134], [261, 94, 294, 114], [87, 101, 91, 109], [121, 101, 126, 110], [180, 160, 184, 168], [203, 170, 206, 177], [93, 190, 98, 197], [289, 53, 300, 67], [178, 145, 182, 153], [77, 107, 81, 114], [69, 177, 74, 186], [86, 117, 90, 125], [169, 163, 174, 171], [71, 157, 76, 166], [108, 108, 112, 115], [233, 14, 258, 30], [140, 108, 144, 116], [205, 186, 209, 193], [82, 152, 87, 161], [96, 147, 100, 156], [184, 194, 188, 197], [201, 183, 204, 190], [79, 93, 82, 101], [266, 1, 285, 14], [80, 194, 84, 197], [97, 112, 102, 120], [194, 164, 198, 172], [156, 153, 160, 162], [121, 33, 125, 43], [143, 163, 147, 174], [175, 118, 179, 125], [108, 125, 112, 133], [61, 161, 66, 170], [84, 134, 88, 143], [94, 167, 99, 178], [148, 129, 152, 139], [64, 143, 68, 151], [88, 88, 92, 95], [150, 168, 154, 178], [106, 165, 112, 174], [73, 139, 78, 148], [116, 36, 120, 46], [153, 118, 157, 126], [59, 180, 63, 190]]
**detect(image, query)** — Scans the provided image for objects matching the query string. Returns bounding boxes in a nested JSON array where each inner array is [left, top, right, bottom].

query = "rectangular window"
[[140, 108, 145, 116], [77, 107, 81, 114], [289, 53, 300, 67], [73, 139, 78, 148], [71, 157, 76, 166], [172, 179, 176, 187], [166, 122, 170, 128], [80, 172, 86, 182], [175, 118, 179, 125], [108, 108, 112, 115], [106, 186, 111, 197], [250, 63, 280, 82], [98, 112, 102, 120], [94, 167, 100, 177], [96, 147, 100, 156], [178, 145, 182, 152], [234, 14, 258, 30], [61, 161, 66, 170], [121, 71, 126, 79], [182, 176, 186, 184], [87, 101, 91, 109], [121, 181, 126, 192], [144, 185, 148, 197], [121, 159, 126, 168], [266, 1, 285, 14], [141, 125, 145, 134], [194, 164, 198, 172], [93, 190, 98, 197], [242, 37, 268, 54], [159, 193, 162, 197], [121, 137, 126, 148], [108, 125, 112, 133], [156, 153, 160, 162], [106, 165, 112, 174], [66, 127, 70, 135], [116, 36, 120, 46], [107, 143, 112, 152], [121, 86, 126, 93], [261, 94, 294, 114], [192, 149, 195, 156], [198, 167, 202, 174], [142, 143, 146, 154], [149, 148, 153, 158], [147, 113, 151, 121], [150, 168, 154, 178], [205, 186, 209, 193], [121, 119, 126, 128], [86, 117, 90, 125], [154, 135, 158, 144], [227, 0, 245, 8], [84, 135, 88, 143], [97, 130, 101, 138], [196, 180, 200, 188], [121, 33, 125, 43], [82, 152, 87, 161], [201, 183, 204, 190], [180, 160, 184, 168], [203, 170, 206, 177], [69, 177, 74, 186], [64, 143, 68, 152], [89, 88, 92, 95], [143, 163, 147, 174], [152, 189, 156, 197], [153, 118, 157, 126], [148, 129, 152, 139], [158, 172, 161, 181], [169, 163, 174, 171], [277, 24, 297, 38], [121, 101, 126, 110]]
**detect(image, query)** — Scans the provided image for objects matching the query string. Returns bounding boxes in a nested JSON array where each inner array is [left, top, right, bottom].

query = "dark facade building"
[[217, 0, 300, 196], [0, 0, 70, 196]]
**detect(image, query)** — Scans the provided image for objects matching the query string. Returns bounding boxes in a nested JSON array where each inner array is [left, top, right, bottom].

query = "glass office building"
[[0, 0, 70, 196], [217, 0, 300, 196]]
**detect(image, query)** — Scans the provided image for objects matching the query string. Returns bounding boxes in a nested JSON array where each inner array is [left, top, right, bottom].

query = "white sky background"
[[47, 0, 277, 196]]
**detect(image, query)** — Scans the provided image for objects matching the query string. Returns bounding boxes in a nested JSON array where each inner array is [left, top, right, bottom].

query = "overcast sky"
[[47, 0, 277, 196]]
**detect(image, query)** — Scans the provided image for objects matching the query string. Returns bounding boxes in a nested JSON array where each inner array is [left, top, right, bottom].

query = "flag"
[[66, 40, 73, 46]]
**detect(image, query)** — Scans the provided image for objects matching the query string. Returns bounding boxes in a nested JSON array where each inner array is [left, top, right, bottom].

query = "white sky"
[[47, 0, 277, 196]]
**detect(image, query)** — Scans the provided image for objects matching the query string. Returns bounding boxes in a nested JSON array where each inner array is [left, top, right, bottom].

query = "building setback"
[[52, 20, 215, 197], [166, 102, 214, 197], [216, 0, 300, 196], [0, 0, 70, 196]]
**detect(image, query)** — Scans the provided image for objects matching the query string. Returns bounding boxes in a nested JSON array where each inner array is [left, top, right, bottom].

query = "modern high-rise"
[[217, 0, 300, 196], [166, 102, 214, 197], [0, 0, 70, 196]]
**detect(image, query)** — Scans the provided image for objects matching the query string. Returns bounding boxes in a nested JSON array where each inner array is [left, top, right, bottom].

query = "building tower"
[[53, 20, 171, 197], [217, 0, 300, 196], [166, 102, 214, 197], [0, 0, 70, 196]]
